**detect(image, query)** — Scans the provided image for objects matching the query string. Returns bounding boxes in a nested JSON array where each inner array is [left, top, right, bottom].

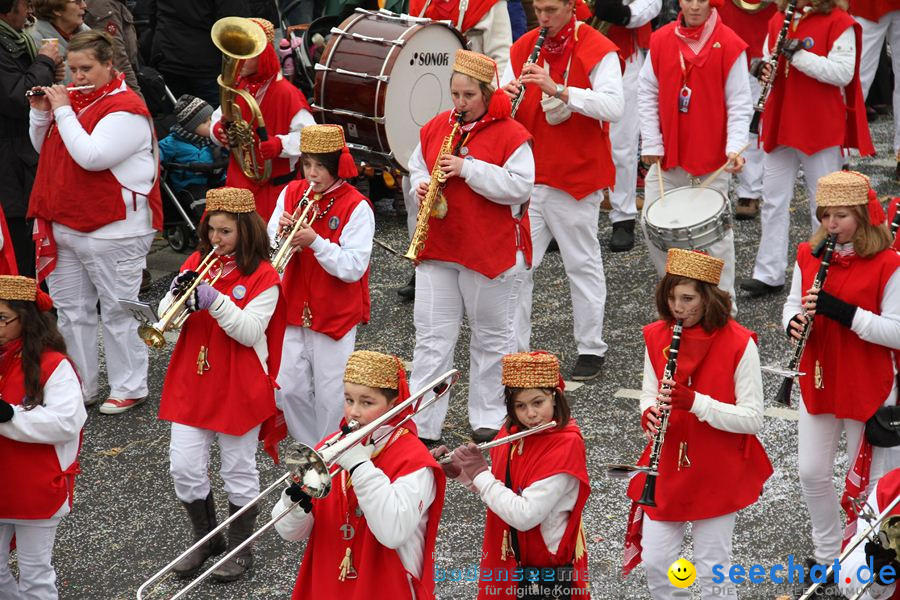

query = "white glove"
[[336, 442, 374, 473]]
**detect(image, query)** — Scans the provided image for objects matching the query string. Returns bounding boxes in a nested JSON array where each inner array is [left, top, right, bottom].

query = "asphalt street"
[[26, 114, 900, 600]]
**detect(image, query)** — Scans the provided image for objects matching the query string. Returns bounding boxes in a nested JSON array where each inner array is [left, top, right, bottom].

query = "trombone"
[[137, 369, 460, 600], [138, 247, 222, 350], [270, 187, 319, 274]]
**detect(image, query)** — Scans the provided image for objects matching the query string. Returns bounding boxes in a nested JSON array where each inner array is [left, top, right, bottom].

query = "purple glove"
[[186, 282, 220, 313], [170, 270, 199, 297], [455, 443, 489, 481]]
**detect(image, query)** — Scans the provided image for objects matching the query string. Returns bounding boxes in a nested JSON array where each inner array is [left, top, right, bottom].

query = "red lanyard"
[[678, 51, 694, 87]]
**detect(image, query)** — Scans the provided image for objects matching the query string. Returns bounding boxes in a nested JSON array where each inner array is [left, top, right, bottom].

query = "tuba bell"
[[211, 17, 272, 183]]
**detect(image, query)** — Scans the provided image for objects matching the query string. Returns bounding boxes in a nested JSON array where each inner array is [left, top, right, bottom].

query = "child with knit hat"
[[159, 94, 225, 192]]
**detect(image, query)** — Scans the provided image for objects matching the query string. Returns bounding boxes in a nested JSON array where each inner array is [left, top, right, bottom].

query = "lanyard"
[[677, 50, 694, 87]]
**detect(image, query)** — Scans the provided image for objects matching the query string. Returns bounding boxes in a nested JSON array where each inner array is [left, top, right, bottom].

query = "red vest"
[[279, 179, 371, 339], [606, 24, 652, 60], [29, 90, 163, 232], [628, 320, 773, 521], [796, 242, 900, 421], [509, 25, 617, 200], [760, 9, 874, 156], [409, 0, 499, 32], [0, 350, 81, 520], [850, 0, 895, 22], [225, 78, 310, 222], [417, 111, 533, 278], [158, 253, 286, 435], [477, 421, 591, 600], [718, 0, 778, 61], [293, 429, 446, 600], [649, 21, 748, 176], [0, 203, 17, 275]]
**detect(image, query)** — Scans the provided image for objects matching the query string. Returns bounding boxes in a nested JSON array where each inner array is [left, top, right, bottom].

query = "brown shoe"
[[734, 197, 760, 220]]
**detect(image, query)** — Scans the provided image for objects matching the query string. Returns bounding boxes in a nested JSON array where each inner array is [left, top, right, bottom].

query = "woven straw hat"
[[205, 187, 256, 213], [0, 276, 37, 301], [300, 124, 347, 155], [502, 352, 560, 389], [453, 49, 496, 85], [344, 350, 404, 390], [816, 170, 871, 208], [666, 249, 724, 285], [250, 18, 275, 44]]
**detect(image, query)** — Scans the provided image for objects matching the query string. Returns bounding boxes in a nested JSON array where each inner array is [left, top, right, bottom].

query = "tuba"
[[211, 17, 272, 183]]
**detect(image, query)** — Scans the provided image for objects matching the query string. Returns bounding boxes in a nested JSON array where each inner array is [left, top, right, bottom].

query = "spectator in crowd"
[[27, 0, 90, 84], [85, 0, 141, 94]]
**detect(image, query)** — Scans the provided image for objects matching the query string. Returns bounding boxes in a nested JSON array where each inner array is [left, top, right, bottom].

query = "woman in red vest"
[[437, 351, 590, 600], [157, 187, 286, 582], [271, 350, 446, 600], [210, 17, 314, 222], [782, 171, 900, 578], [266, 124, 373, 448], [623, 248, 772, 599], [407, 49, 533, 445], [28, 30, 161, 415], [0, 275, 85, 599]]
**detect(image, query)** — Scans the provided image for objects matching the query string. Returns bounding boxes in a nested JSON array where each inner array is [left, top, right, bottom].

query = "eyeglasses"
[[0, 316, 20, 328]]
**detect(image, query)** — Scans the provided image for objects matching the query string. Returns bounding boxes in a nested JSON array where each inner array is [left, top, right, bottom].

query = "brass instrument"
[[137, 369, 460, 600], [749, 0, 797, 134], [138, 247, 223, 349], [510, 27, 548, 118], [436, 421, 557, 464], [732, 0, 773, 12], [270, 187, 319, 274], [403, 112, 463, 262], [211, 17, 272, 183]]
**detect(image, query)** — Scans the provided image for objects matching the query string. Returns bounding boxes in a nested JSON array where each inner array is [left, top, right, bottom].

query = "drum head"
[[646, 186, 726, 227]]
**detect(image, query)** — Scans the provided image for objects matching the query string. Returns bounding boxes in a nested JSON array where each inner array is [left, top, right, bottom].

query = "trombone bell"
[[284, 444, 333, 498]]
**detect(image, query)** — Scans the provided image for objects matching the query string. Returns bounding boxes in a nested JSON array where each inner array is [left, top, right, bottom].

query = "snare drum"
[[314, 9, 465, 172], [644, 186, 731, 251]]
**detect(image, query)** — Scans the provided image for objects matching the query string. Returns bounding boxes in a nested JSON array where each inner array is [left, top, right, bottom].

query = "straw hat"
[[0, 276, 37, 302], [501, 352, 561, 389], [205, 187, 256, 213], [665, 249, 724, 285], [816, 170, 871, 207], [453, 49, 496, 85], [344, 350, 405, 390]]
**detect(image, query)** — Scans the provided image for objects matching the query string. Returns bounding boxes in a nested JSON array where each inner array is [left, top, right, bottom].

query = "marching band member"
[[718, 0, 777, 220], [27, 30, 162, 412], [637, 0, 752, 305], [0, 275, 85, 600], [741, 0, 874, 298], [624, 248, 772, 599], [210, 17, 314, 222], [158, 187, 286, 582], [267, 124, 373, 448], [593, 0, 661, 252], [436, 351, 591, 600], [407, 49, 534, 443], [782, 171, 900, 578], [272, 350, 446, 600], [503, 0, 624, 382]]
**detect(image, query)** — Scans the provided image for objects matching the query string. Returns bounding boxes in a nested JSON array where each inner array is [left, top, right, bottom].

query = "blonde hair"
[[809, 204, 893, 258]]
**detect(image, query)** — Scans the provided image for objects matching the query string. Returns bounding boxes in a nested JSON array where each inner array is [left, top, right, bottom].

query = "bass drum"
[[313, 8, 466, 172]]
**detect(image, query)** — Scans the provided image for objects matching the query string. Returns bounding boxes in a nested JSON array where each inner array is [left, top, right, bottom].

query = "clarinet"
[[510, 27, 549, 118], [749, 0, 797, 134], [773, 234, 837, 405], [891, 207, 900, 241], [638, 319, 684, 508]]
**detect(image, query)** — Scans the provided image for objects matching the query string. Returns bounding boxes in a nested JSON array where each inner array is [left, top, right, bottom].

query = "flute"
[[25, 85, 95, 97]]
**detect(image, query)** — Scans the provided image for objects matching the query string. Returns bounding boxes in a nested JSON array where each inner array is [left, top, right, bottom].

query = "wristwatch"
[[554, 84, 565, 99]]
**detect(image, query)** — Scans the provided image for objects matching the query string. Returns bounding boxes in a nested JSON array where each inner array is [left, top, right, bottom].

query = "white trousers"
[[751, 145, 843, 286], [642, 512, 738, 599], [640, 164, 738, 308], [403, 176, 417, 239], [515, 186, 608, 357], [48, 230, 154, 400], [169, 423, 262, 506], [798, 401, 900, 563], [857, 11, 900, 154], [411, 256, 525, 440], [736, 76, 764, 201], [0, 519, 60, 600], [608, 50, 643, 224], [276, 325, 356, 447]]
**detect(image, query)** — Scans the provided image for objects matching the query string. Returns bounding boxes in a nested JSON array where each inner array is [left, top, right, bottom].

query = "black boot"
[[173, 493, 227, 578], [211, 502, 259, 582], [609, 219, 635, 252], [397, 273, 415, 300]]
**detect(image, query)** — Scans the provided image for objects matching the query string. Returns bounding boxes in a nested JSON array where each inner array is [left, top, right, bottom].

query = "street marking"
[[613, 388, 800, 421], [614, 388, 642, 400], [563, 381, 584, 392]]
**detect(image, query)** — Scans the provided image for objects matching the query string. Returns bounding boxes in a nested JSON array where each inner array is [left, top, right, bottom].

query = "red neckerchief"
[[674, 8, 720, 67], [450, 109, 498, 147], [541, 16, 577, 72], [236, 44, 280, 98], [69, 72, 125, 114], [0, 338, 24, 378]]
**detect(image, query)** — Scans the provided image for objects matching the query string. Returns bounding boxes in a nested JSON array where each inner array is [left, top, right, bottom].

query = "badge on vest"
[[460, 146, 469, 156], [679, 86, 692, 113], [802, 37, 814, 50], [232, 285, 246, 300], [328, 216, 340, 230]]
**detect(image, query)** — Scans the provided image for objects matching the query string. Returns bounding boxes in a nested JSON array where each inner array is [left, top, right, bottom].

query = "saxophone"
[[403, 113, 463, 262]]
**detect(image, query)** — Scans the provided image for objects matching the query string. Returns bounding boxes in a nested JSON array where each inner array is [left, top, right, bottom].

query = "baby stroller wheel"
[[165, 225, 194, 253]]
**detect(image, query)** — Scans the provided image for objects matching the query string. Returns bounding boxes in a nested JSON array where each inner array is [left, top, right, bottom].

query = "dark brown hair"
[[6, 299, 68, 410], [654, 274, 731, 331], [197, 211, 270, 275], [302, 152, 341, 180], [810, 204, 893, 259], [67, 30, 115, 64], [504, 387, 571, 430]]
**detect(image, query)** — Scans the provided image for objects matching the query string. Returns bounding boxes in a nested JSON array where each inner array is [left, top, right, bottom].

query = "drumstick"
[[656, 161, 665, 202], [698, 142, 751, 189]]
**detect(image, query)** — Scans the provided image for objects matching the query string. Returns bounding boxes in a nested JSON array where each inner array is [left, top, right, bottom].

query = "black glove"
[[865, 540, 898, 584], [786, 313, 805, 339], [170, 270, 199, 298], [0, 399, 12, 423], [749, 57, 765, 79], [816, 289, 857, 329], [781, 38, 803, 61], [286, 482, 313, 513], [593, 0, 631, 26]]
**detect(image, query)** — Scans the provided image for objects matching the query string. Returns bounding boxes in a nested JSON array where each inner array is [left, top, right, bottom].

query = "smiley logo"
[[667, 558, 696, 588]]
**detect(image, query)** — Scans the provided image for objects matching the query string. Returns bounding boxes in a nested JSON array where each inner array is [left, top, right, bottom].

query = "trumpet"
[[25, 85, 95, 97], [270, 187, 319, 274], [138, 247, 223, 349], [137, 369, 460, 600], [435, 421, 557, 464], [510, 27, 548, 118]]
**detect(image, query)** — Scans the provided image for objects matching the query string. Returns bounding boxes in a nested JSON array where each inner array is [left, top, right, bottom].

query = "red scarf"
[[674, 9, 721, 67], [69, 72, 126, 114], [541, 17, 577, 72], [0, 338, 24, 375]]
